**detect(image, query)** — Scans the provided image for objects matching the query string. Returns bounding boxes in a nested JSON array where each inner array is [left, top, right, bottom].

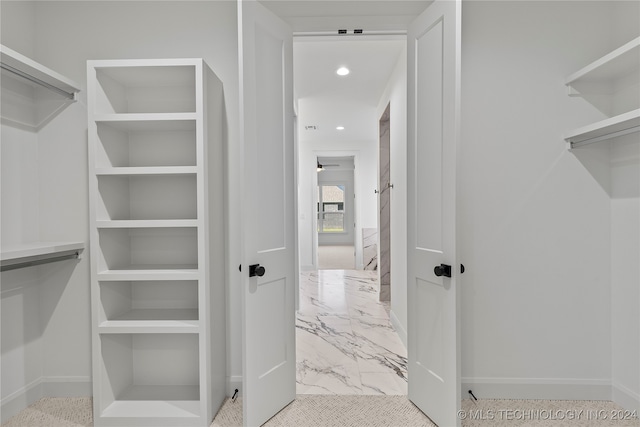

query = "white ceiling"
[[294, 39, 404, 105], [294, 38, 405, 142], [259, 0, 430, 144], [260, 0, 431, 32]]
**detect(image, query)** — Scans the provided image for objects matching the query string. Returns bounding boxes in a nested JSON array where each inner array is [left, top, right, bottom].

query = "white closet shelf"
[[1, 44, 81, 131], [94, 114, 197, 130], [95, 167, 198, 176], [100, 308, 199, 333], [565, 108, 640, 148], [101, 389, 200, 419], [105, 308, 198, 321], [1, 241, 84, 271], [96, 220, 198, 228], [94, 62, 197, 87], [99, 319, 199, 334], [97, 267, 199, 281], [1, 45, 80, 98], [565, 37, 640, 91]]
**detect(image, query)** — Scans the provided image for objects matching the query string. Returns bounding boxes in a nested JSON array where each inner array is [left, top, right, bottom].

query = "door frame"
[[316, 172, 355, 247], [265, 1, 460, 422]]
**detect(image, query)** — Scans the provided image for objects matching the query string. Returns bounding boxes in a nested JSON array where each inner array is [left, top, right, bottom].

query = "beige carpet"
[[214, 396, 435, 426], [3, 396, 639, 427], [317, 245, 355, 270], [1, 397, 92, 427]]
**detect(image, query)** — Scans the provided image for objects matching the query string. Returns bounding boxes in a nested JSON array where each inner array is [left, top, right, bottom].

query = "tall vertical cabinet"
[[87, 59, 226, 426]]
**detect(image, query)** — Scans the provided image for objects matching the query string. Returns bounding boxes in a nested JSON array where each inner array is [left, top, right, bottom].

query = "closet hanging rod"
[[570, 125, 640, 149], [1, 62, 76, 100], [0, 251, 80, 272]]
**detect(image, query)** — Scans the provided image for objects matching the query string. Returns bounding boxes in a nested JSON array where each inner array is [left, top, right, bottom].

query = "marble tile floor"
[[296, 269, 407, 395]]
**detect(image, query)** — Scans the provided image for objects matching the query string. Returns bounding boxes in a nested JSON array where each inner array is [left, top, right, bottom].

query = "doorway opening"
[[316, 155, 355, 270], [293, 36, 408, 396]]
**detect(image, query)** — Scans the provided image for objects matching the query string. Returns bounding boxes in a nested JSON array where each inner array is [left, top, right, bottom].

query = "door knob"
[[434, 264, 452, 278], [249, 264, 266, 277]]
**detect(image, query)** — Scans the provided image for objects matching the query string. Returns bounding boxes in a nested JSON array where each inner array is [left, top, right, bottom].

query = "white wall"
[[1, 127, 39, 246], [609, 1, 640, 412], [0, 1, 242, 418], [0, 1, 35, 57], [375, 47, 407, 346], [459, 1, 622, 400], [611, 135, 640, 411], [1, 2, 45, 420]]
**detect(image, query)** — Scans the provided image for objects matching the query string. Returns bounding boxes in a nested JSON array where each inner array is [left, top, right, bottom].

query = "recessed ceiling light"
[[336, 67, 350, 76], [336, 126, 345, 130]]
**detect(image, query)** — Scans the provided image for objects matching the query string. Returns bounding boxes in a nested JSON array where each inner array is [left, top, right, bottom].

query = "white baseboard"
[[1, 378, 43, 424], [300, 264, 315, 272], [41, 376, 91, 397], [389, 309, 407, 349], [613, 382, 640, 412], [462, 377, 612, 401], [1, 376, 91, 423]]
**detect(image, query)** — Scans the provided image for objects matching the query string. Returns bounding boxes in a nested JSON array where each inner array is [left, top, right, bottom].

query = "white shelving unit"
[[0, 44, 80, 130], [565, 37, 640, 148], [87, 58, 226, 427]]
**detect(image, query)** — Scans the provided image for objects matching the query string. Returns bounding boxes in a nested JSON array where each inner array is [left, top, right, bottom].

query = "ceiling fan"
[[317, 160, 341, 171]]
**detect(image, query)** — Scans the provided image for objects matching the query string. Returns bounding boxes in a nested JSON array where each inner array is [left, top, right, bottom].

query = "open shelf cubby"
[[96, 174, 197, 221], [95, 119, 196, 168], [96, 228, 197, 272], [98, 334, 200, 420], [99, 280, 199, 333], [93, 65, 196, 114]]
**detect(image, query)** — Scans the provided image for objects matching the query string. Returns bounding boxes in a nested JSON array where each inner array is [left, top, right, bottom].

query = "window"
[[317, 184, 345, 233]]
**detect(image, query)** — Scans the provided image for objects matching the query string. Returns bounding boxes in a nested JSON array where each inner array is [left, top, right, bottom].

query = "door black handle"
[[434, 264, 452, 278], [249, 264, 266, 277]]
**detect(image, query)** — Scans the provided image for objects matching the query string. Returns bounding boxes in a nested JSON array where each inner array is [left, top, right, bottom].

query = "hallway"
[[296, 270, 407, 395]]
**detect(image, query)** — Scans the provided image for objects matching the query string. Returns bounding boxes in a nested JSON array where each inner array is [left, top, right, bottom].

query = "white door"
[[239, 1, 296, 426], [407, 1, 462, 426]]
